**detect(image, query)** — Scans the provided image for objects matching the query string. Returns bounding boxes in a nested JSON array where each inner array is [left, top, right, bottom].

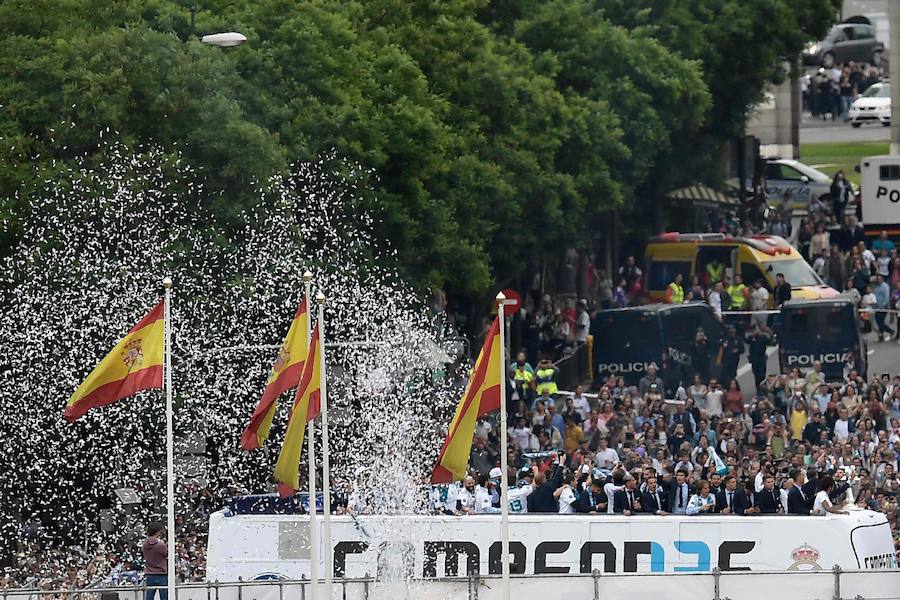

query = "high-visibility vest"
[[535, 368, 558, 396], [514, 368, 533, 389], [727, 284, 747, 309], [706, 262, 724, 283], [668, 282, 684, 304]]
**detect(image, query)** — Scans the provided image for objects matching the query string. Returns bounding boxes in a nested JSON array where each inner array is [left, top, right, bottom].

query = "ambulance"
[[643, 233, 839, 304]]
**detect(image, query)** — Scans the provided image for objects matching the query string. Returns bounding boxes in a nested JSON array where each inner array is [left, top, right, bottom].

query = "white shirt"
[[457, 487, 476, 512], [572, 395, 591, 419], [575, 311, 590, 343], [686, 493, 715, 515], [780, 488, 790, 513], [812, 490, 831, 515], [750, 287, 769, 311], [474, 486, 497, 514], [708, 291, 722, 318], [431, 484, 459, 512], [834, 419, 850, 441], [558, 486, 577, 514], [705, 390, 724, 417], [604, 482, 625, 514], [754, 471, 765, 493], [508, 484, 533, 513], [595, 448, 619, 469]]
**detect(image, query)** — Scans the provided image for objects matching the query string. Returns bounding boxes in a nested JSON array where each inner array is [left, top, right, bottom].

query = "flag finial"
[[303, 270, 314, 282], [496, 291, 506, 302], [316, 292, 326, 305], [163, 277, 173, 289]]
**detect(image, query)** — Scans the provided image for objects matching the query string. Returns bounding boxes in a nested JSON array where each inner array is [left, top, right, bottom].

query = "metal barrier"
[[4, 568, 899, 600]]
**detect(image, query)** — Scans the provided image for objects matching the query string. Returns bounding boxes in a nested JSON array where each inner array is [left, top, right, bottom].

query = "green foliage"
[[0, 0, 838, 298]]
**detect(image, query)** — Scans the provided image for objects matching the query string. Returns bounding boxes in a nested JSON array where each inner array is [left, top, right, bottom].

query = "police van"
[[205, 503, 896, 583], [859, 155, 900, 238], [591, 303, 721, 385], [643, 233, 838, 303], [777, 298, 868, 381]]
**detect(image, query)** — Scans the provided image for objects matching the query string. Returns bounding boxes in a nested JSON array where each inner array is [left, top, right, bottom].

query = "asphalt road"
[[800, 112, 890, 144], [735, 328, 900, 397]]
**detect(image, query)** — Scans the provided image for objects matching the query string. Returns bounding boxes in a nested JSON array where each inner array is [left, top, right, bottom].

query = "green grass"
[[799, 141, 889, 186]]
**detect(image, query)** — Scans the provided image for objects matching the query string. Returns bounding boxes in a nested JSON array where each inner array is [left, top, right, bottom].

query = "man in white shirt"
[[594, 437, 619, 471], [571, 385, 591, 420], [708, 281, 724, 319], [704, 380, 724, 419], [457, 476, 477, 514], [575, 299, 591, 344], [508, 471, 534, 514], [749, 279, 770, 330]]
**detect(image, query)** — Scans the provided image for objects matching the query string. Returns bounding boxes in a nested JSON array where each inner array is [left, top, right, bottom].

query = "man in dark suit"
[[787, 469, 811, 515], [613, 474, 641, 515], [756, 474, 782, 514], [715, 474, 748, 515], [774, 273, 792, 307], [527, 452, 564, 513], [665, 468, 693, 515], [801, 467, 818, 505], [576, 477, 608, 514], [641, 475, 670, 515]]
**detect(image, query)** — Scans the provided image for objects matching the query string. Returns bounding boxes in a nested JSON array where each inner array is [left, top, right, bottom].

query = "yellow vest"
[[706, 262, 724, 283], [728, 284, 747, 309], [514, 368, 533, 388], [535, 367, 558, 396], [668, 282, 684, 303]]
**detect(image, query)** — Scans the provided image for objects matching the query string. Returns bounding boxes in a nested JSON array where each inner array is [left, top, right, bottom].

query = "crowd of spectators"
[[3, 484, 226, 590], [802, 61, 884, 122]]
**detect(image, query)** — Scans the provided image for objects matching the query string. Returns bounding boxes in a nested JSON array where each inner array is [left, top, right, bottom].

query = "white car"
[[848, 82, 891, 128]]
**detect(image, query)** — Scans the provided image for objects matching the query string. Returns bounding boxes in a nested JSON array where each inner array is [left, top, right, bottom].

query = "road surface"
[[800, 113, 890, 144]]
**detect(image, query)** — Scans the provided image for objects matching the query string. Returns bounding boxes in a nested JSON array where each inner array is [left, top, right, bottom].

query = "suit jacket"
[[757, 487, 782, 514], [641, 488, 670, 514], [665, 480, 694, 513], [715, 489, 748, 515], [527, 464, 563, 513], [613, 488, 640, 514], [787, 486, 811, 515], [576, 487, 607, 514]]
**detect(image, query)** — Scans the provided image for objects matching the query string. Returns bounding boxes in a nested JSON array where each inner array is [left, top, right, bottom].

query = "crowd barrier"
[[6, 568, 900, 600]]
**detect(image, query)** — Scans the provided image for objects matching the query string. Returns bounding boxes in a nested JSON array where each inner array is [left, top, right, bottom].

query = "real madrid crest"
[[787, 543, 822, 571]]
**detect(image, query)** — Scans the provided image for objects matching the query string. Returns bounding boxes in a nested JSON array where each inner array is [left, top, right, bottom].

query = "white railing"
[[3, 568, 900, 600]]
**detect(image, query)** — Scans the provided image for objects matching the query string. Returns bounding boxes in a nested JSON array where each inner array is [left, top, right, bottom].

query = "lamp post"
[[200, 32, 247, 47]]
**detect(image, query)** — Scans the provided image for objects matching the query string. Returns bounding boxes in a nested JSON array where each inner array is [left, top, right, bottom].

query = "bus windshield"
[[769, 259, 824, 287], [595, 311, 660, 352]]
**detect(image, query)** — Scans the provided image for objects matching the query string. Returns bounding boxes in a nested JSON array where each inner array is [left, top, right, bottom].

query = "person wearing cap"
[[612, 473, 641, 515]]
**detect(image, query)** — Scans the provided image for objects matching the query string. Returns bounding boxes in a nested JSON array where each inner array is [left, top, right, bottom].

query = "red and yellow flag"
[[241, 299, 310, 450], [64, 302, 165, 422], [432, 317, 502, 483], [274, 324, 322, 497]]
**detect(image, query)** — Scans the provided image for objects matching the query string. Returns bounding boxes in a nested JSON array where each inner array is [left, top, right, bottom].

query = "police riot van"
[[859, 155, 900, 238], [777, 298, 867, 381], [591, 303, 721, 385], [205, 502, 896, 584]]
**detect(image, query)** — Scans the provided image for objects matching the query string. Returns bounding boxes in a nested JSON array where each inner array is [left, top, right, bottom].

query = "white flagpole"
[[496, 292, 510, 600], [303, 271, 319, 600], [316, 292, 333, 600], [162, 277, 176, 600]]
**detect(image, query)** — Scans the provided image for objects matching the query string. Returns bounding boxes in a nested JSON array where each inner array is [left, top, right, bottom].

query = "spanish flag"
[[274, 324, 322, 497], [241, 299, 310, 450], [431, 317, 502, 483], [64, 302, 165, 421]]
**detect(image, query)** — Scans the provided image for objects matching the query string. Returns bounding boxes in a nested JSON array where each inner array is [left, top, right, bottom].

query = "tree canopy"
[[0, 0, 839, 297]]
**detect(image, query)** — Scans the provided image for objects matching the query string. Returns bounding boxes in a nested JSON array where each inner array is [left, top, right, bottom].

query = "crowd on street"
[[802, 61, 885, 122]]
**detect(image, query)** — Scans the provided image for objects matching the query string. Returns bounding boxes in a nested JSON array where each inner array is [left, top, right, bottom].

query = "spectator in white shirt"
[[686, 480, 716, 515]]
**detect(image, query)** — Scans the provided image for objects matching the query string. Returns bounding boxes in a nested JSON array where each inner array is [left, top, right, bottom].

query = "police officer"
[[747, 325, 773, 393], [727, 274, 749, 310], [720, 324, 744, 385], [705, 257, 725, 287], [534, 358, 559, 397], [665, 272, 685, 304]]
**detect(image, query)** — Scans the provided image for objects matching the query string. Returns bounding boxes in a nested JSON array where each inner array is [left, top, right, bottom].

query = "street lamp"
[[200, 32, 247, 47]]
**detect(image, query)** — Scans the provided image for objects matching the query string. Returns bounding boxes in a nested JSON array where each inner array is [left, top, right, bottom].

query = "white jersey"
[[430, 484, 459, 513], [558, 486, 577, 514], [457, 487, 476, 512], [508, 484, 533, 513], [474, 486, 497, 514]]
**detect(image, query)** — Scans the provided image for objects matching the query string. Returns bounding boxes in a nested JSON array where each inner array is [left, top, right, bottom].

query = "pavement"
[[800, 113, 890, 144], [735, 328, 900, 397]]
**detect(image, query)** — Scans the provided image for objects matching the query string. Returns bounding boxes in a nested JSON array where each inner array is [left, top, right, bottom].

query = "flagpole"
[[496, 292, 510, 600], [303, 271, 319, 600], [162, 277, 176, 600], [316, 292, 333, 600]]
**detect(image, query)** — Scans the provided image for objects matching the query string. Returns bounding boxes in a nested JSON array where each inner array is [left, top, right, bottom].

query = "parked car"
[[764, 159, 833, 208], [848, 82, 891, 127], [803, 23, 884, 68]]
